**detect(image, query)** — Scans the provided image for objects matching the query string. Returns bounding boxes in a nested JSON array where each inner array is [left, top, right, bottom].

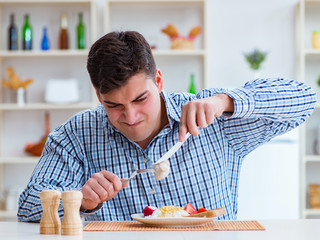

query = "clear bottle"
[[59, 14, 69, 50], [41, 27, 50, 50], [8, 14, 18, 50], [22, 14, 32, 50], [188, 73, 197, 94], [77, 13, 86, 49]]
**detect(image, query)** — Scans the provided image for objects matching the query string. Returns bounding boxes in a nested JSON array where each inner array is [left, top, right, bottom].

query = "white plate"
[[131, 213, 216, 227]]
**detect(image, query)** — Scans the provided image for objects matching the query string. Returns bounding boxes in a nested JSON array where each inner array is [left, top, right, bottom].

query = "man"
[[18, 31, 316, 222]]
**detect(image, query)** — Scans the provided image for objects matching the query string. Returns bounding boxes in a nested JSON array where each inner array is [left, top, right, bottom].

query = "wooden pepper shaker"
[[61, 190, 83, 235], [40, 190, 61, 234]]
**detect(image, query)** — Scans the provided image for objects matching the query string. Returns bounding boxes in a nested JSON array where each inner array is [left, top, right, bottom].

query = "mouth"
[[123, 120, 143, 127]]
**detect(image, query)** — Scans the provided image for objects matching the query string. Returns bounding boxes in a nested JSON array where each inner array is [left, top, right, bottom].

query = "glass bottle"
[[22, 14, 32, 50], [59, 14, 69, 50], [188, 73, 197, 94], [77, 13, 86, 49], [41, 27, 50, 50], [8, 14, 18, 50]]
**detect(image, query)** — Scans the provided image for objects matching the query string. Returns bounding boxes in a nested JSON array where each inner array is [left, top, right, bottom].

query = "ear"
[[155, 69, 163, 93], [95, 89, 102, 104]]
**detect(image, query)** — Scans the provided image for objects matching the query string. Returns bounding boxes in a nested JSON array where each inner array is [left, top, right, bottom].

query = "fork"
[[122, 168, 154, 184]]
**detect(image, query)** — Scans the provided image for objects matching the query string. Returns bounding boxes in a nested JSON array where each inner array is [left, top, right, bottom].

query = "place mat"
[[84, 220, 265, 231]]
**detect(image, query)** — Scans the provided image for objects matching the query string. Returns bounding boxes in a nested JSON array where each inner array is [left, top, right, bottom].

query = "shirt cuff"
[[218, 88, 255, 119], [80, 203, 103, 216]]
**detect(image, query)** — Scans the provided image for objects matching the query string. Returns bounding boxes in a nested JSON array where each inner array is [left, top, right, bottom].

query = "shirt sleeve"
[[17, 121, 86, 222], [217, 78, 317, 158]]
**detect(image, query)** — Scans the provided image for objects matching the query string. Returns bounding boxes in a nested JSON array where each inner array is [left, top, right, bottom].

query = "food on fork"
[[153, 160, 170, 180]]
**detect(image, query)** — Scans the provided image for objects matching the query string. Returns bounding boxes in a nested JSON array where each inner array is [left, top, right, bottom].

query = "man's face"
[[97, 71, 164, 146]]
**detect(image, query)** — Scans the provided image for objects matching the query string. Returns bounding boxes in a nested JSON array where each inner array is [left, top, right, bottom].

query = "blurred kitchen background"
[[0, 0, 319, 221]]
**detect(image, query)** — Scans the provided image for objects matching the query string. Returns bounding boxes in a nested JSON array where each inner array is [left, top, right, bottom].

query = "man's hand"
[[179, 94, 234, 141], [81, 170, 129, 211]]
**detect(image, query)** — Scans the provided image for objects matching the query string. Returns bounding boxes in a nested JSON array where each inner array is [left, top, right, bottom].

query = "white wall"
[[207, 0, 299, 88]]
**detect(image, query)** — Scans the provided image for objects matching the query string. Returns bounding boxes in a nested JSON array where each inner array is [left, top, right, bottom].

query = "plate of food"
[[131, 204, 226, 227]]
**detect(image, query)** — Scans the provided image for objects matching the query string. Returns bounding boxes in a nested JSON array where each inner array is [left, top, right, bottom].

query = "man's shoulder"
[[71, 104, 105, 121], [56, 104, 106, 132]]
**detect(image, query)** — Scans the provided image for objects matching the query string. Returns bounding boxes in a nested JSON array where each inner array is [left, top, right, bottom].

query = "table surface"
[[1, 219, 320, 240]]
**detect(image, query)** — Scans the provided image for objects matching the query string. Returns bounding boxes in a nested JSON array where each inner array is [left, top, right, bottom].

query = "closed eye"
[[134, 96, 147, 102], [107, 104, 121, 108]]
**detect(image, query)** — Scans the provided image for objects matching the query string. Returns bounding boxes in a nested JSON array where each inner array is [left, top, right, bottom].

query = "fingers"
[[179, 111, 188, 142], [81, 170, 123, 210], [179, 99, 218, 140], [120, 178, 130, 189]]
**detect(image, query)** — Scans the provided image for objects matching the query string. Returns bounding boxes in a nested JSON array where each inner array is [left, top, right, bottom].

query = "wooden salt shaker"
[[40, 190, 61, 234], [61, 190, 83, 235]]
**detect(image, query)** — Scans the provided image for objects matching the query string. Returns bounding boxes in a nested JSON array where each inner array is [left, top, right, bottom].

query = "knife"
[[154, 132, 191, 165]]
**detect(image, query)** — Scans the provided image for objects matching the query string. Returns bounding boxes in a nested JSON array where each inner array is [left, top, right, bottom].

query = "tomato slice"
[[184, 203, 198, 215], [197, 207, 207, 213]]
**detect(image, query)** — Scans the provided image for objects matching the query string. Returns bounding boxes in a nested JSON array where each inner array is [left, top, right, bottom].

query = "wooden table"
[[1, 219, 320, 240]]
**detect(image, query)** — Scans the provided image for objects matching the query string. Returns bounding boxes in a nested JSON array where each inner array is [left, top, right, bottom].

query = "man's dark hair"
[[87, 31, 156, 94]]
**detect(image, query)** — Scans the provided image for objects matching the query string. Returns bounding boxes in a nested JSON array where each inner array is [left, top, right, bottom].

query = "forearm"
[[18, 132, 85, 222], [220, 78, 316, 158], [225, 78, 316, 122]]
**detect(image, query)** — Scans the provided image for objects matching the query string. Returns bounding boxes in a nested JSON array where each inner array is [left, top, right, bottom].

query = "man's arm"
[[17, 124, 86, 222], [213, 78, 316, 158], [179, 78, 316, 155]]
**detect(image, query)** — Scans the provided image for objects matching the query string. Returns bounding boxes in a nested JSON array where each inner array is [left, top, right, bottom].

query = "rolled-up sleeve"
[[218, 78, 317, 158]]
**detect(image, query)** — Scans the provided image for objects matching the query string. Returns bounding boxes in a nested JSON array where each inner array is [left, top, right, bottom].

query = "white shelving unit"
[[0, 0, 98, 220], [297, 0, 320, 219], [104, 0, 209, 92]]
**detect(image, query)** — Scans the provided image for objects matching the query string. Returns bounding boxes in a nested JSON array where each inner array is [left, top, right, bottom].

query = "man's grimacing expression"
[[96, 70, 167, 148]]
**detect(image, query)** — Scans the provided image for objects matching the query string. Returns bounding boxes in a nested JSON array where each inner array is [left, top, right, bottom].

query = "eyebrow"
[[103, 90, 149, 105]]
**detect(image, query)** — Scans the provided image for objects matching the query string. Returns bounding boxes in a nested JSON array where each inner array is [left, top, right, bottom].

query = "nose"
[[123, 106, 139, 125]]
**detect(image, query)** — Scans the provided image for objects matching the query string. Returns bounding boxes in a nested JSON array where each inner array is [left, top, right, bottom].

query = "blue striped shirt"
[[18, 78, 316, 222]]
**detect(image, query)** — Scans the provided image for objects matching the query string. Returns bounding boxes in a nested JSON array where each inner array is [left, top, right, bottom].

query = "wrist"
[[218, 93, 234, 114], [80, 202, 103, 215]]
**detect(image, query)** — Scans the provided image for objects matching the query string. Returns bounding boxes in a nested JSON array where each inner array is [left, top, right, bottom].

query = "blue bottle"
[[41, 27, 50, 50]]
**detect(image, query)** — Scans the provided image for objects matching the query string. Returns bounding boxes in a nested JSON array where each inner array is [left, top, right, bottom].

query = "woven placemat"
[[84, 221, 265, 231]]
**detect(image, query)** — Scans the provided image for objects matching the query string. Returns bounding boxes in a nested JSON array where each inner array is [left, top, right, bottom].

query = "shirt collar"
[[161, 90, 181, 129]]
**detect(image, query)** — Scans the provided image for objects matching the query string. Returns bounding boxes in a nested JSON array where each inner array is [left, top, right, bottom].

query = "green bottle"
[[77, 13, 85, 49], [22, 14, 32, 50], [188, 73, 197, 94]]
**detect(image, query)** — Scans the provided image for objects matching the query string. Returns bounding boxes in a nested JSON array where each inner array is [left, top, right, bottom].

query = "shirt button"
[[143, 158, 148, 163], [150, 189, 156, 195]]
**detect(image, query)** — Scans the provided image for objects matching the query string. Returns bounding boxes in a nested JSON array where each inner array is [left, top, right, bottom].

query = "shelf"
[[304, 155, 320, 162], [108, 0, 205, 3], [0, 50, 89, 58], [304, 208, 320, 216], [304, 49, 320, 56], [0, 157, 39, 164], [0, 210, 17, 219], [0, 0, 93, 4], [0, 49, 205, 58], [0, 102, 95, 111]]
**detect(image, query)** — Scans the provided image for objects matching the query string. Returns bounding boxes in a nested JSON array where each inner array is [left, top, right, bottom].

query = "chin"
[[127, 134, 148, 142]]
